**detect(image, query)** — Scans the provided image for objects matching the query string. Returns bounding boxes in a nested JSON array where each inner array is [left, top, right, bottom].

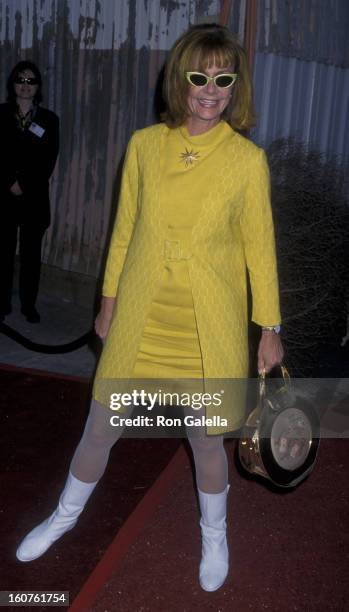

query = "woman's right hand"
[[94, 296, 116, 341]]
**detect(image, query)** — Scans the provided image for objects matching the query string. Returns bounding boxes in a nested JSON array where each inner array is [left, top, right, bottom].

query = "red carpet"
[[0, 366, 180, 609], [71, 438, 349, 612], [2, 365, 348, 611], [70, 445, 189, 611]]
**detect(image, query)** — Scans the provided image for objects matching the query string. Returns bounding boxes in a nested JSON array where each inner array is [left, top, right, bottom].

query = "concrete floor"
[[0, 291, 99, 378]]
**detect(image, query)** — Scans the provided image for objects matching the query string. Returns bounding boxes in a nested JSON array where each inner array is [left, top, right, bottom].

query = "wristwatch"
[[262, 325, 281, 334]]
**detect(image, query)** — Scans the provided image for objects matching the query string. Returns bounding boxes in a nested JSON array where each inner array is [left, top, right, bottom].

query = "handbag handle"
[[259, 364, 290, 397]]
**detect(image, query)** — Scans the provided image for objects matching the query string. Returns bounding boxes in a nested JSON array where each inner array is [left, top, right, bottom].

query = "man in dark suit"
[[0, 60, 59, 323]]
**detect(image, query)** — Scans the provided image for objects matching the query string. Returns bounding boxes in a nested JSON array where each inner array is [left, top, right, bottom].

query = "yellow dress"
[[93, 121, 281, 433], [132, 121, 232, 380]]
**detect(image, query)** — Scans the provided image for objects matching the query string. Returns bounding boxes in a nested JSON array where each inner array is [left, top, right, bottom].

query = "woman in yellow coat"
[[16, 24, 284, 592]]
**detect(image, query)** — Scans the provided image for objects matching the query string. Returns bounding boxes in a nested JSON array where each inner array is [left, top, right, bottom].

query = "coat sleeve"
[[102, 133, 139, 297], [240, 147, 281, 326]]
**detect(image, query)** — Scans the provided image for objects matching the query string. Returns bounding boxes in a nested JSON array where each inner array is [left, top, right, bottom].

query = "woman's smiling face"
[[186, 63, 234, 134]]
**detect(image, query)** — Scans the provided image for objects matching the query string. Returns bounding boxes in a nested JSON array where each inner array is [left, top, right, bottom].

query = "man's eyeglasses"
[[14, 77, 39, 86], [186, 72, 238, 88]]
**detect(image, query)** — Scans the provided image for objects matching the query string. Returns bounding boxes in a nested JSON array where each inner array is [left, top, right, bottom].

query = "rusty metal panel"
[[0, 0, 223, 277], [257, 0, 349, 67]]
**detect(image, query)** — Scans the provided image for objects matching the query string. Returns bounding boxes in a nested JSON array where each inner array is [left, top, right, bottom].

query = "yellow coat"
[[93, 122, 281, 412]]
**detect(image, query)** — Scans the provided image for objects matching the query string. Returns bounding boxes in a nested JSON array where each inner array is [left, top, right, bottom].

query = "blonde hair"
[[162, 23, 256, 131]]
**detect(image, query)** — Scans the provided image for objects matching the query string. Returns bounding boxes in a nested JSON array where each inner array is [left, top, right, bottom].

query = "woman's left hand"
[[257, 332, 284, 374]]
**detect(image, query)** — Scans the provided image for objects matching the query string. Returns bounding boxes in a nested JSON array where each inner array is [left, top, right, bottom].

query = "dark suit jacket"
[[0, 102, 59, 228]]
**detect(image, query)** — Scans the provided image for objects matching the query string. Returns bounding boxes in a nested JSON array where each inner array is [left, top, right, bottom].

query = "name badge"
[[28, 122, 45, 138]]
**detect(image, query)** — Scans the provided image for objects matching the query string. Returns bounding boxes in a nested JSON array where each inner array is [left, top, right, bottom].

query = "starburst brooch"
[[180, 148, 200, 167]]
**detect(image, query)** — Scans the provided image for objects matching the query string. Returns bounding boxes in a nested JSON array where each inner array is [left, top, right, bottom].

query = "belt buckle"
[[164, 239, 181, 261]]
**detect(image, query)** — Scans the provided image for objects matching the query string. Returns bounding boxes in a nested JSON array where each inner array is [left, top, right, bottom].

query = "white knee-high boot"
[[198, 485, 230, 592], [16, 472, 98, 562]]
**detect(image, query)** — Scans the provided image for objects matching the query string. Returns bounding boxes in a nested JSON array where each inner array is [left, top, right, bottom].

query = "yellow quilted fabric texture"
[[132, 121, 232, 380], [93, 122, 281, 426]]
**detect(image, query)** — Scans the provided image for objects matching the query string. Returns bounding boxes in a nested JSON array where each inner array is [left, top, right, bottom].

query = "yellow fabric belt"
[[163, 239, 192, 261]]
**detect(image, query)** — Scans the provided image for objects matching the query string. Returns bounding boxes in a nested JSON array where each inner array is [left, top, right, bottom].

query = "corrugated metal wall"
[[251, 53, 349, 158], [0, 0, 347, 281], [249, 1, 349, 156]]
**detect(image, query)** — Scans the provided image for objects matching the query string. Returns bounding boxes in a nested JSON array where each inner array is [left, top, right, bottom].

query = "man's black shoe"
[[21, 307, 41, 323]]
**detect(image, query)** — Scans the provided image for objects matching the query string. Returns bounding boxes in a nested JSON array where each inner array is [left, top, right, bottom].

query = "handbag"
[[238, 365, 320, 488]]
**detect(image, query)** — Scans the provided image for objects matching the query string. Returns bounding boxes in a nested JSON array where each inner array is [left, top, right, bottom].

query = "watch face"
[[274, 325, 281, 334], [270, 408, 312, 470]]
